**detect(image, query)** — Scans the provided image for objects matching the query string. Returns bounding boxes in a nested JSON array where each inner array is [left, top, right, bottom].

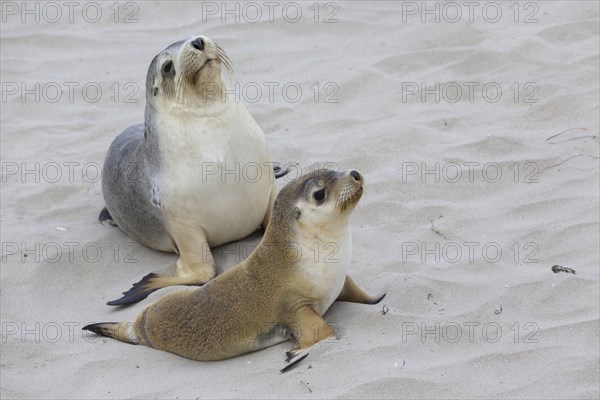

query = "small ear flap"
[[153, 87, 159, 96], [294, 207, 301, 220]]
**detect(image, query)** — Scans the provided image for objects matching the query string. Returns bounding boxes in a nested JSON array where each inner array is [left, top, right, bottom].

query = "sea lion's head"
[[270, 169, 365, 238], [146, 35, 233, 109]]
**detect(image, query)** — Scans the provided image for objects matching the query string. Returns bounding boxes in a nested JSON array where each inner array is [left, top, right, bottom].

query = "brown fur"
[[84, 169, 385, 362]]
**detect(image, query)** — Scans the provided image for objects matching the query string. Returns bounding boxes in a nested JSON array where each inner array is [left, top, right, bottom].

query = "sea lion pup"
[[84, 169, 385, 367], [99, 35, 287, 306]]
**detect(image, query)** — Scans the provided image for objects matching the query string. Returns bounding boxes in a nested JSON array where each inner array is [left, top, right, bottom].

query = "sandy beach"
[[1, 1, 599, 398]]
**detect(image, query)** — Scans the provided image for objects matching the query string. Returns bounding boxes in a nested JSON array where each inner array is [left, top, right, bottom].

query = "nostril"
[[350, 170, 361, 181], [191, 38, 204, 51]]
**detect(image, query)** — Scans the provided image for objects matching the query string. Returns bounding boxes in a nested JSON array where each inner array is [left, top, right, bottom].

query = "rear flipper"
[[82, 321, 139, 344], [99, 207, 118, 227]]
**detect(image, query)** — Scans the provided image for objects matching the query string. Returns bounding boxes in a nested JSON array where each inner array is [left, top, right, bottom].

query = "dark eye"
[[162, 60, 173, 75], [313, 189, 326, 202]]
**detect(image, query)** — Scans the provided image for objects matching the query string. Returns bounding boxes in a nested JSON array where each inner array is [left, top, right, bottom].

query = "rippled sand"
[[1, 1, 598, 399]]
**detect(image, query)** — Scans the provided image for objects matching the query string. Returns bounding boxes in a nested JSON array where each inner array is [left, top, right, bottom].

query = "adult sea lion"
[[100, 35, 285, 305]]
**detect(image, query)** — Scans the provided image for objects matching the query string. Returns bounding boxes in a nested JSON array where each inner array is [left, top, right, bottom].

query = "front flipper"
[[107, 272, 168, 306], [108, 226, 216, 306], [336, 275, 386, 304], [107, 259, 216, 306], [281, 351, 309, 373], [280, 306, 336, 372]]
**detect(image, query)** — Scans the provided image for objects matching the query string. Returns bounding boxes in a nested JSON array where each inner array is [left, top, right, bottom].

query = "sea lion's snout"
[[191, 37, 205, 51], [335, 169, 364, 211]]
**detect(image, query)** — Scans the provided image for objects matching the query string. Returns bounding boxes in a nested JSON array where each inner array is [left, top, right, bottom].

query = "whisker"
[[336, 184, 362, 211], [215, 43, 235, 82], [175, 74, 187, 108]]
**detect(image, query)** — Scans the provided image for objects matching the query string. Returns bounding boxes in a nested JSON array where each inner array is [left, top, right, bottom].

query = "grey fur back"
[[101, 123, 174, 251]]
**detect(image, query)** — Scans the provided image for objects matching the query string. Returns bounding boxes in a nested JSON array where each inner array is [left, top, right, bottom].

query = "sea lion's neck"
[[142, 85, 234, 141], [245, 225, 297, 271], [192, 78, 229, 104], [247, 216, 352, 273]]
